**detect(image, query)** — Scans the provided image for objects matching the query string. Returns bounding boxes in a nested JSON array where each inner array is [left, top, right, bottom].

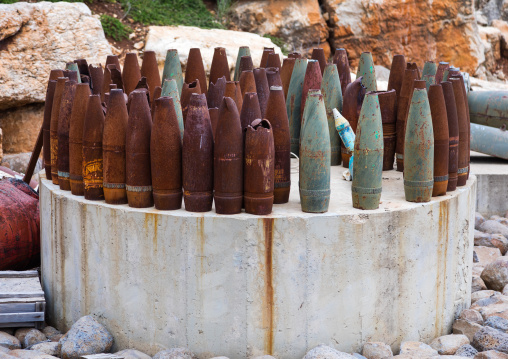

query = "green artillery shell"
[[321, 63, 343, 166], [50, 77, 68, 185], [333, 48, 352, 97], [181, 79, 202, 126], [209, 47, 230, 87], [357, 52, 377, 92], [471, 123, 508, 160], [151, 96, 183, 210], [185, 48, 208, 97], [254, 68, 270, 117], [141, 50, 162, 103], [311, 47, 327, 75], [280, 57, 296, 99], [467, 90, 508, 129], [57, 80, 77, 190], [422, 75, 436, 91], [441, 81, 459, 191], [422, 61, 437, 78], [404, 87, 434, 203], [122, 52, 141, 96], [286, 58, 307, 155], [69, 83, 90, 196], [162, 49, 183, 95], [352, 92, 383, 210], [450, 78, 469, 187], [66, 62, 81, 83], [395, 69, 418, 172], [299, 92, 331, 213], [234, 46, 251, 81], [435, 62, 449, 84], [301, 59, 323, 119], [161, 79, 184, 138], [387, 54, 405, 105], [428, 84, 449, 196], [260, 47, 274, 68], [266, 53, 282, 70], [207, 76, 226, 110]]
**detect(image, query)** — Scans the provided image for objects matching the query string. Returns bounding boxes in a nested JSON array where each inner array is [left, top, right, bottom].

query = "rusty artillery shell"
[[240, 92, 262, 134], [43, 79, 57, 180], [68, 84, 90, 196], [422, 61, 437, 78], [428, 84, 449, 196], [209, 47, 230, 87], [125, 90, 153, 208], [300, 92, 330, 212], [185, 48, 208, 97], [395, 69, 419, 172], [151, 96, 183, 210], [88, 64, 103, 96], [162, 49, 183, 95], [182, 93, 214, 212], [449, 73, 470, 180], [50, 77, 68, 184], [352, 92, 384, 210], [404, 86, 434, 202], [109, 65, 124, 91], [254, 68, 270, 117], [66, 62, 81, 83], [244, 119, 275, 215], [103, 89, 129, 204], [288, 52, 302, 59], [371, 90, 397, 170], [357, 52, 377, 92], [57, 80, 77, 190], [141, 50, 162, 103], [101, 65, 113, 102], [238, 55, 254, 75], [266, 53, 282, 70], [435, 62, 449, 84], [333, 48, 352, 97], [181, 80, 202, 126], [301, 59, 323, 119], [207, 76, 226, 109], [341, 76, 367, 167], [75, 59, 89, 77], [225, 81, 242, 114], [63, 69, 79, 83], [260, 47, 275, 68], [234, 46, 251, 81], [387, 54, 405, 103], [122, 52, 142, 96], [286, 58, 307, 155], [266, 67, 283, 91], [235, 81, 243, 113], [151, 85, 162, 120], [265, 86, 290, 204], [280, 57, 296, 99], [161, 79, 184, 138], [321, 63, 343, 166], [450, 78, 469, 187], [82, 95, 105, 200], [106, 55, 121, 72], [214, 97, 243, 214], [311, 47, 327, 75], [239, 70, 257, 98], [407, 62, 420, 79], [441, 81, 459, 191], [209, 107, 219, 140]]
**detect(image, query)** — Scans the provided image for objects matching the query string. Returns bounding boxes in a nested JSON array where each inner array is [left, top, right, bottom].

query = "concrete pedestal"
[[40, 163, 476, 359]]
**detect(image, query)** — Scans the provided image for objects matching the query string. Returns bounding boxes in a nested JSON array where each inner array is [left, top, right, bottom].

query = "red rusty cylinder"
[[225, 81, 243, 115], [181, 79, 202, 126], [428, 84, 450, 196], [372, 90, 397, 170], [395, 68, 419, 172], [101, 65, 113, 102], [123, 52, 142, 96], [238, 55, 254, 75], [185, 48, 208, 98], [209, 47, 230, 87], [239, 70, 257, 98], [266, 67, 283, 91], [288, 52, 302, 59], [69, 83, 91, 196], [103, 89, 129, 204], [260, 47, 275, 68], [43, 79, 57, 180], [450, 78, 469, 187], [82, 95, 105, 200], [341, 76, 366, 168], [50, 77, 68, 185], [240, 92, 262, 132], [126, 90, 153, 208], [88, 64, 103, 96], [214, 97, 243, 214], [235, 81, 243, 113], [301, 59, 323, 119], [407, 62, 420, 79], [209, 107, 219, 140], [109, 65, 124, 92], [57, 80, 77, 190], [183, 93, 214, 212], [265, 86, 290, 204], [441, 81, 459, 191], [311, 47, 327, 75], [387, 54, 405, 105], [280, 57, 296, 99], [244, 119, 275, 215], [435, 62, 449, 84], [449, 73, 471, 180], [333, 48, 352, 96], [75, 58, 89, 77], [127, 88, 150, 113], [266, 53, 281, 70], [151, 96, 183, 210], [207, 76, 226, 109], [63, 69, 79, 83], [106, 54, 121, 72], [151, 85, 162, 120], [141, 50, 162, 103], [253, 68, 270, 117]]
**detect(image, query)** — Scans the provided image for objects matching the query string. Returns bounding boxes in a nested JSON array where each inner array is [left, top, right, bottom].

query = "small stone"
[[40, 329, 60, 344], [482, 257, 508, 291], [481, 221, 508, 240], [133, 41, 144, 50], [29, 343, 59, 357], [472, 326, 508, 353], [152, 348, 197, 359], [13, 331, 31, 348], [22, 330, 46, 349], [478, 213, 487, 229], [503, 285, 508, 296], [453, 319, 484, 341], [461, 309, 485, 324], [59, 316, 113, 359], [486, 316, 508, 333], [455, 344, 478, 357], [0, 333, 21, 350], [430, 334, 469, 355], [114, 349, 151, 359], [303, 344, 355, 359], [473, 275, 488, 292], [474, 350, 508, 358], [0, 347, 10, 354], [252, 357, 276, 359], [475, 246, 503, 266], [362, 342, 393, 359], [399, 341, 438, 357], [476, 231, 508, 255], [8, 349, 58, 359], [473, 291, 497, 304]]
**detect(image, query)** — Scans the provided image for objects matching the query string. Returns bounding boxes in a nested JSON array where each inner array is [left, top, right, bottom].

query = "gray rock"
[[477, 213, 486, 229], [0, 333, 21, 350], [0, 153, 42, 176], [460, 309, 485, 324], [482, 257, 508, 291], [481, 220, 508, 240], [473, 326, 508, 353], [362, 342, 393, 359], [152, 348, 197, 359], [476, 231, 508, 255], [352, 355, 368, 359], [453, 319, 484, 342], [473, 275, 488, 292], [59, 316, 113, 359], [209, 357, 230, 359], [40, 329, 59, 343], [455, 344, 478, 357], [474, 350, 508, 358], [22, 331, 46, 349], [475, 251, 480, 263], [303, 344, 355, 359], [0, 347, 10, 354], [430, 334, 470, 355], [0, 353, 18, 359], [29, 343, 59, 357], [491, 216, 508, 227], [13, 331, 31, 348], [252, 357, 276, 359], [114, 349, 151, 359], [503, 284, 508, 296], [486, 316, 508, 333], [8, 349, 58, 359]]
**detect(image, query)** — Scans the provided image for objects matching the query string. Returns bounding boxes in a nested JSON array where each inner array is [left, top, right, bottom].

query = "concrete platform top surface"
[[470, 151, 508, 175]]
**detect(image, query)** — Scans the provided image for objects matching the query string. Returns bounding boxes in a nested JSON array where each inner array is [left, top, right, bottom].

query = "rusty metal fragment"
[[141, 50, 162, 103], [185, 48, 208, 97], [106, 55, 121, 72], [122, 52, 142, 96], [50, 77, 68, 184], [57, 80, 77, 190], [254, 68, 270, 117], [209, 47, 230, 87], [395, 69, 418, 172], [441, 81, 459, 192], [207, 76, 226, 109], [407, 62, 420, 79], [428, 84, 449, 196]]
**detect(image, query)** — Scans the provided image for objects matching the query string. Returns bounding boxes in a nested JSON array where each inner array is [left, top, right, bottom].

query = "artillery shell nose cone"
[[207, 75, 226, 110], [83, 94, 105, 201], [333, 48, 352, 96], [43, 79, 57, 181], [209, 47, 230, 87], [387, 54, 406, 100], [301, 59, 323, 120], [141, 50, 162, 103], [123, 52, 142, 96], [240, 92, 262, 137], [280, 57, 296, 99], [321, 63, 343, 166], [260, 47, 275, 68], [161, 79, 184, 138], [450, 77, 469, 187], [185, 48, 208, 97], [88, 64, 104, 96], [288, 52, 302, 59], [435, 62, 449, 84], [311, 47, 327, 75], [422, 61, 437, 78], [162, 49, 183, 95], [234, 46, 251, 81], [253, 68, 270, 117], [370, 90, 397, 171], [181, 79, 202, 126], [239, 70, 257, 98], [286, 58, 308, 156], [266, 53, 282, 71], [238, 55, 254, 77], [441, 81, 459, 192], [357, 52, 377, 92], [106, 55, 121, 72]]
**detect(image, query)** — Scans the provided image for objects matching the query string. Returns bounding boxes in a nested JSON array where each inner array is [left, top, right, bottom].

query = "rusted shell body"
[[82, 95, 105, 200], [234, 81, 243, 112], [161, 79, 184, 138], [240, 92, 262, 133], [333, 48, 351, 96], [395, 69, 419, 172], [286, 58, 307, 155], [209, 47, 230, 87], [181, 80, 202, 125], [266, 53, 281, 70], [103, 89, 128, 204], [126, 91, 153, 208], [428, 84, 449, 196], [265, 86, 290, 204], [266, 67, 283, 92], [88, 65, 103, 95], [404, 87, 434, 202], [162, 49, 183, 95], [209, 107, 219, 140], [106, 55, 121, 72], [207, 76, 226, 109], [449, 73, 470, 180], [63, 69, 79, 83], [253, 68, 270, 117], [387, 54, 405, 102], [50, 77, 68, 184], [352, 93, 384, 209], [321, 63, 343, 166], [280, 58, 296, 99], [234, 46, 251, 81], [423, 75, 436, 91], [450, 78, 469, 187], [422, 61, 437, 78], [467, 90, 508, 128], [122, 52, 142, 96], [407, 62, 420, 79], [311, 47, 327, 75], [341, 76, 367, 167], [109, 65, 124, 91], [441, 81, 459, 191], [151, 85, 162, 119], [301, 59, 323, 119], [57, 80, 77, 190], [68, 84, 91, 196], [43, 79, 57, 180], [75, 59, 89, 77], [151, 96, 183, 210], [185, 48, 208, 97], [214, 97, 243, 214], [182, 93, 214, 212], [357, 52, 377, 92], [299, 92, 330, 213], [238, 55, 254, 76], [140, 50, 162, 102], [373, 90, 397, 170], [435, 62, 449, 84], [239, 70, 257, 97], [244, 119, 275, 215], [288, 52, 302, 59], [225, 81, 242, 113], [260, 47, 274, 68]]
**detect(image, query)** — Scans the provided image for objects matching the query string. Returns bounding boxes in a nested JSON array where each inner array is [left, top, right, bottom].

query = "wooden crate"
[[0, 271, 45, 329]]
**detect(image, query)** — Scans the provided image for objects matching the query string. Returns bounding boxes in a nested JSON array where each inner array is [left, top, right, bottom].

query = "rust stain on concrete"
[[262, 218, 274, 355]]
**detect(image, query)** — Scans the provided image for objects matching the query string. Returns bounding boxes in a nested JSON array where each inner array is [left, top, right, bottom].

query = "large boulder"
[[362, 342, 393, 359], [481, 221, 508, 240], [482, 257, 508, 291], [59, 315, 113, 359], [473, 326, 508, 353], [0, 333, 20, 350], [430, 334, 470, 355]]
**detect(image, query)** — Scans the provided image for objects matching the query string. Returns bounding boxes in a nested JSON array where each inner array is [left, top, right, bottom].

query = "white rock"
[[22, 330, 46, 349], [114, 349, 151, 359], [453, 319, 483, 342], [399, 341, 438, 357], [475, 246, 503, 266], [472, 290, 497, 304], [152, 348, 196, 359], [482, 257, 508, 291], [29, 343, 59, 357], [430, 334, 469, 355], [59, 315, 113, 359], [480, 221, 508, 240], [303, 344, 355, 359], [362, 342, 393, 359], [459, 308, 484, 324], [0, 333, 20, 350]]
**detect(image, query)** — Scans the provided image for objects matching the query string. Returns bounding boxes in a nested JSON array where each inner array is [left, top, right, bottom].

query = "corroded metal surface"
[[468, 91, 508, 129], [50, 77, 68, 185], [238, 55, 254, 76], [240, 92, 262, 137], [83, 95, 105, 201], [65, 62, 81, 83], [387, 54, 405, 106], [239, 70, 257, 98], [395, 69, 418, 172], [57, 80, 77, 191], [357, 52, 377, 92], [428, 84, 449, 196], [106, 55, 121, 72], [209, 47, 230, 87], [254, 68, 270, 118], [333, 48, 351, 97], [435, 61, 449, 84], [43, 77, 58, 180], [122, 52, 142, 96], [286, 58, 307, 155], [441, 81, 459, 192], [301, 59, 322, 119], [185, 48, 207, 97], [373, 90, 397, 171], [266, 53, 282, 70], [234, 46, 251, 81], [422, 61, 437, 78], [88, 64, 103, 96], [280, 58, 296, 100], [406, 62, 420, 79], [450, 78, 469, 187], [141, 50, 162, 103], [423, 75, 435, 91], [321, 63, 343, 166], [207, 76, 226, 110], [471, 123, 508, 159], [181, 80, 202, 126], [161, 79, 184, 138], [311, 48, 326, 75], [225, 81, 242, 114], [260, 47, 274, 68], [209, 107, 219, 140], [266, 67, 283, 93], [162, 49, 183, 95]]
